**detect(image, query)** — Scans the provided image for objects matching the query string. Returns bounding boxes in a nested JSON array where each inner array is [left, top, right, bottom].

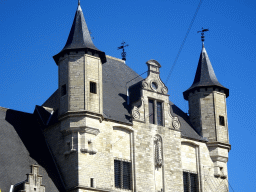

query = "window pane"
[[114, 160, 121, 188], [190, 173, 198, 192], [149, 99, 155, 124], [183, 172, 189, 192], [123, 162, 131, 190], [157, 102, 163, 126]]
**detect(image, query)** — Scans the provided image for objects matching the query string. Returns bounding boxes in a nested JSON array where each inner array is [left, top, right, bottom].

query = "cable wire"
[[165, 0, 204, 84]]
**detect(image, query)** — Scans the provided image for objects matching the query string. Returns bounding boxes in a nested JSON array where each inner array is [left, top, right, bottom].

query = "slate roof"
[[102, 56, 143, 124], [53, 4, 106, 64], [169, 102, 206, 141], [183, 44, 229, 100], [0, 107, 65, 192]]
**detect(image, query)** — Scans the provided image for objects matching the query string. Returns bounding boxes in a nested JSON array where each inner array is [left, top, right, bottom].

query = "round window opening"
[[152, 82, 158, 90]]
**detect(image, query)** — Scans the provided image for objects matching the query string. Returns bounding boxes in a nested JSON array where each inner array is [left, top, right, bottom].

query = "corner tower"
[[47, 2, 106, 190], [53, 1, 106, 117], [183, 42, 231, 178]]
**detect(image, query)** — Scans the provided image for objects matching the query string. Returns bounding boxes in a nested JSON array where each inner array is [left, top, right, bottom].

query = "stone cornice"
[[58, 111, 104, 122], [207, 141, 231, 151]]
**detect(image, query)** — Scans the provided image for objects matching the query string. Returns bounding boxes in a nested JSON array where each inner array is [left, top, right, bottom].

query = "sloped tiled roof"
[[53, 4, 106, 64], [102, 56, 143, 123], [0, 107, 65, 192], [169, 102, 206, 141]]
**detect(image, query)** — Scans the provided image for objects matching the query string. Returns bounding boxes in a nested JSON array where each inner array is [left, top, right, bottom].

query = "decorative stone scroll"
[[131, 98, 145, 122], [154, 135, 163, 168], [167, 103, 181, 130], [132, 106, 140, 119]]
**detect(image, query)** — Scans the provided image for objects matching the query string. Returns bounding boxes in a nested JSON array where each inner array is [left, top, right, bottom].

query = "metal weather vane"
[[118, 41, 129, 61], [197, 27, 209, 42]]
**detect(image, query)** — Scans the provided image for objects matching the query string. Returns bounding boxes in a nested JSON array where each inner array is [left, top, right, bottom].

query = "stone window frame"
[[148, 98, 164, 126], [114, 158, 132, 190], [183, 170, 199, 192], [181, 141, 202, 192], [112, 126, 135, 191]]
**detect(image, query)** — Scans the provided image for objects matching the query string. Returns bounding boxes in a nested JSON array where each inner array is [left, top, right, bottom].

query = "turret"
[[53, 1, 106, 117], [45, 2, 106, 189], [183, 41, 231, 178]]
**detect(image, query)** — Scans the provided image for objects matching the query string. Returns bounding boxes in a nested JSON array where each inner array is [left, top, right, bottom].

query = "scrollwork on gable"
[[131, 98, 145, 122], [167, 103, 181, 130]]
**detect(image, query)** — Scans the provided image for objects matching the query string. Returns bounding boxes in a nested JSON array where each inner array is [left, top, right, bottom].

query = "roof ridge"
[[106, 55, 126, 63]]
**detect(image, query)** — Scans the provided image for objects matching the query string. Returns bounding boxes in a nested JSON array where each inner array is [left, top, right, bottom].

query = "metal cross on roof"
[[197, 27, 209, 42], [118, 41, 129, 61]]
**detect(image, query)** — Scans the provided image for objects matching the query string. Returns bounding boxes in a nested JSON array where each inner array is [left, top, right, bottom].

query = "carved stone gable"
[[21, 164, 45, 192], [142, 59, 168, 95]]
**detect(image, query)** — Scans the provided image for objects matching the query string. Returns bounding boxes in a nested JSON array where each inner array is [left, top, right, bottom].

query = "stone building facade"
[[0, 2, 231, 192]]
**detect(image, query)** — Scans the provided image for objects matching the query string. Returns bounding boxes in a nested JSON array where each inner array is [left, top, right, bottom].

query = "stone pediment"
[[142, 59, 168, 95]]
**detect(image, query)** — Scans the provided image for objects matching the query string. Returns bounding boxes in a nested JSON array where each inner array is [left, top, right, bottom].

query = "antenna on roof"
[[197, 27, 209, 45], [118, 41, 129, 61]]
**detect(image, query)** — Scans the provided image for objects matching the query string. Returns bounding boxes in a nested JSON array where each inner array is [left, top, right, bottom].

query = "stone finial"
[[146, 59, 161, 75]]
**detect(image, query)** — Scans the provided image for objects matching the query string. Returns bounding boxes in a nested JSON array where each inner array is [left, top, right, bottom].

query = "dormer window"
[[149, 99, 163, 126]]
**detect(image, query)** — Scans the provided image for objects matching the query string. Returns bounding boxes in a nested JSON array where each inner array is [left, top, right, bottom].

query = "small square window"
[[90, 82, 97, 94], [219, 116, 225, 126], [61, 84, 66, 96]]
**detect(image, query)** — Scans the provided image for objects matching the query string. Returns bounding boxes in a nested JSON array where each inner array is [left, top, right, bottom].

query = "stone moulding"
[[61, 126, 100, 136], [58, 111, 104, 122]]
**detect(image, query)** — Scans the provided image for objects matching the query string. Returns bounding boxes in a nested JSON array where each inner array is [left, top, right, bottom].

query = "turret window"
[[219, 116, 225, 126], [149, 99, 163, 126], [90, 82, 97, 94], [61, 84, 66, 96]]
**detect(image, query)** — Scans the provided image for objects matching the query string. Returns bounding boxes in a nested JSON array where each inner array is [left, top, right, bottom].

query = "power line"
[[165, 0, 204, 84]]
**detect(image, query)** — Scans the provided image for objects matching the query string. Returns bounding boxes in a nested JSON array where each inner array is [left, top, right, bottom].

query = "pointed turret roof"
[[53, 2, 106, 64], [183, 44, 229, 100]]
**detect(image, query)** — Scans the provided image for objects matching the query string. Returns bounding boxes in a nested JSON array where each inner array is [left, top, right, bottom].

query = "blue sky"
[[0, 0, 255, 191]]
